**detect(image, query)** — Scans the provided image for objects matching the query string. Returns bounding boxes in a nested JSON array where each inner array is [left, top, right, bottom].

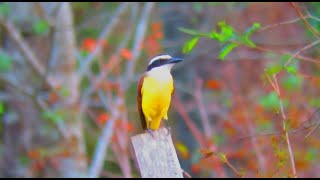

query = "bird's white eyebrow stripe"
[[149, 54, 172, 65]]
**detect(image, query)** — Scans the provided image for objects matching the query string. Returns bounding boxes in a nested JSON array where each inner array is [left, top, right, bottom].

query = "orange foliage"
[[115, 120, 134, 132], [81, 38, 108, 53], [31, 161, 45, 172], [102, 81, 119, 92], [120, 48, 133, 61], [295, 158, 310, 170], [97, 113, 109, 125], [205, 79, 221, 90], [151, 22, 162, 31], [143, 22, 163, 56], [27, 149, 41, 160], [48, 92, 59, 104], [191, 163, 201, 174]]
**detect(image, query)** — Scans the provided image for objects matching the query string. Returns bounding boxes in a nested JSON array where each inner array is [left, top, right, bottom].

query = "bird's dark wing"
[[137, 74, 147, 131]]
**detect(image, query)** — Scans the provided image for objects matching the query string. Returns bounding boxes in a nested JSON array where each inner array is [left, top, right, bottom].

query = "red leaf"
[[81, 38, 96, 52], [152, 22, 162, 32], [81, 38, 107, 53], [120, 48, 133, 61], [97, 113, 109, 125], [205, 79, 221, 90], [27, 149, 41, 160], [126, 122, 134, 132], [154, 31, 163, 39], [191, 163, 201, 174]]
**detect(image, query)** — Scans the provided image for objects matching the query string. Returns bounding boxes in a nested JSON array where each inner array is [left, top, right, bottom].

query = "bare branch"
[[78, 2, 130, 77], [124, 2, 155, 86], [0, 75, 34, 98], [259, 16, 308, 32], [272, 75, 297, 177], [253, 45, 320, 64], [88, 93, 122, 178], [284, 40, 320, 66], [194, 78, 212, 138], [0, 18, 46, 77], [290, 2, 320, 40], [172, 96, 207, 148], [33, 2, 54, 26]]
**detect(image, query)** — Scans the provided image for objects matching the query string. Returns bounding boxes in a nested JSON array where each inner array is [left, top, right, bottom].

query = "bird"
[[137, 54, 183, 136]]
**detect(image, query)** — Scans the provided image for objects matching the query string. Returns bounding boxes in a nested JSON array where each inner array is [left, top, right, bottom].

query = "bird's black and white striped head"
[[147, 54, 183, 71]]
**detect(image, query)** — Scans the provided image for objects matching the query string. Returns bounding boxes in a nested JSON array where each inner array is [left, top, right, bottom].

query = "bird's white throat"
[[146, 64, 173, 81]]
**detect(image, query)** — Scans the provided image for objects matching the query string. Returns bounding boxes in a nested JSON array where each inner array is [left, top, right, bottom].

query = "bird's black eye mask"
[[147, 59, 168, 71]]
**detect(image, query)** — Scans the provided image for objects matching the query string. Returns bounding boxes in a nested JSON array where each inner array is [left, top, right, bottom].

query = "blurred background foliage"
[[0, 2, 320, 178]]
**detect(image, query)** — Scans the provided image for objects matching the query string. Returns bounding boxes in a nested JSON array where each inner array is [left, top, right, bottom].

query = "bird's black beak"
[[168, 57, 183, 64]]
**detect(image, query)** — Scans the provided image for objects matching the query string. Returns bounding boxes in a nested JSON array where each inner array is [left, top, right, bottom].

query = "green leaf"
[[242, 36, 256, 47], [280, 54, 292, 63], [243, 22, 261, 37], [277, 159, 286, 168], [257, 121, 273, 132], [32, 20, 49, 35], [284, 120, 292, 131], [240, 22, 261, 47], [0, 2, 10, 17], [310, 98, 320, 107], [178, 27, 211, 38], [212, 134, 225, 146], [259, 92, 279, 110], [211, 21, 234, 43], [0, 52, 12, 72], [193, 2, 203, 13], [265, 64, 283, 76], [182, 37, 199, 54], [285, 66, 297, 74], [42, 110, 63, 123], [215, 152, 227, 163], [0, 102, 4, 115], [218, 42, 238, 60], [59, 86, 70, 97], [306, 148, 318, 161], [282, 74, 302, 90]]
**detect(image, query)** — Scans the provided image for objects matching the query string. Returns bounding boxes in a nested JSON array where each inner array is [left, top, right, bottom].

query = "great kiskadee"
[[137, 54, 183, 135]]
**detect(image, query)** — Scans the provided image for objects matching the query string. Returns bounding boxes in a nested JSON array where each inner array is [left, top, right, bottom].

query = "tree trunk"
[[47, 2, 87, 177]]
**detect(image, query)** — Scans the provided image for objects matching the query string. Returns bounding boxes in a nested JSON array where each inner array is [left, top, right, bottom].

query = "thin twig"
[[0, 75, 34, 98], [237, 131, 283, 141], [124, 2, 155, 86], [271, 75, 297, 177], [290, 2, 320, 40], [0, 17, 46, 77], [172, 96, 207, 148], [265, 74, 279, 94], [253, 45, 320, 64], [78, 2, 130, 77], [194, 78, 212, 138], [284, 40, 320, 66], [306, 11, 320, 22], [33, 2, 54, 26], [224, 159, 244, 177], [259, 16, 308, 32], [304, 121, 320, 139], [88, 94, 122, 178]]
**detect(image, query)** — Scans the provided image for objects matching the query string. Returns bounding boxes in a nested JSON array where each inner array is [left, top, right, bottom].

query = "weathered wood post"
[[131, 128, 183, 178]]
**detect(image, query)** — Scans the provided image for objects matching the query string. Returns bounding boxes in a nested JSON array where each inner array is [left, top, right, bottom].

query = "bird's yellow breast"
[[141, 74, 174, 130]]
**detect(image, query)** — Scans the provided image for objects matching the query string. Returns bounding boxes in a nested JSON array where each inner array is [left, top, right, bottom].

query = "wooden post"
[[131, 128, 183, 178]]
